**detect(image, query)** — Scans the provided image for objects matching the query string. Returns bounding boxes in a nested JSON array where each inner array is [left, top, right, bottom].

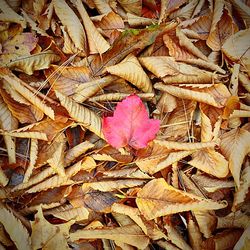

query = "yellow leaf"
[[73, 0, 110, 54], [55, 91, 104, 139], [53, 0, 86, 52], [0, 203, 31, 250], [106, 54, 153, 93], [220, 128, 250, 188], [188, 149, 229, 178], [136, 178, 227, 220], [70, 224, 149, 249]]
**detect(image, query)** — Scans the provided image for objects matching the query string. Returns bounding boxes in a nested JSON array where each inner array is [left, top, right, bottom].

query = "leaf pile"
[[0, 0, 249, 249]]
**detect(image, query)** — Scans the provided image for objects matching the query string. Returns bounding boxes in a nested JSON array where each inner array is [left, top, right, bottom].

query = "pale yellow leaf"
[[136, 178, 227, 220], [0, 0, 26, 27], [154, 140, 217, 151], [0, 223, 13, 247], [55, 91, 104, 139], [82, 179, 146, 193], [6, 51, 60, 75], [31, 206, 70, 250], [106, 54, 153, 93], [232, 165, 250, 211], [220, 128, 250, 188], [73, 0, 110, 54], [0, 203, 31, 250], [157, 240, 180, 250], [1, 71, 55, 119], [188, 149, 229, 178], [72, 75, 117, 102], [0, 168, 8, 187], [70, 224, 149, 249], [156, 92, 177, 113], [154, 83, 230, 108], [1, 131, 48, 140], [23, 138, 38, 183], [53, 0, 86, 52], [65, 140, 94, 166]]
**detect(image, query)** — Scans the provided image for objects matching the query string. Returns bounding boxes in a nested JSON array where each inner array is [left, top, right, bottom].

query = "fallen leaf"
[[102, 95, 160, 149]]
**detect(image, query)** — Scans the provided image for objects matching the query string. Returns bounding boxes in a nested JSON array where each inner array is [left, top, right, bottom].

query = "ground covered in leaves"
[[0, 0, 250, 249]]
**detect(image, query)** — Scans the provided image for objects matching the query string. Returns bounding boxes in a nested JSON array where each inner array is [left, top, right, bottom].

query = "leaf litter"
[[0, 0, 249, 249]]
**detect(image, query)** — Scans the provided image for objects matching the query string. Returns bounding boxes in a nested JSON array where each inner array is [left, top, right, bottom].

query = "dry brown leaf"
[[232, 164, 250, 211], [31, 206, 71, 250], [73, 0, 110, 55], [136, 178, 227, 220], [231, 0, 250, 27], [127, 13, 156, 27], [202, 228, 243, 250], [0, 203, 31, 250], [118, 0, 142, 16], [106, 54, 153, 92], [82, 179, 147, 193], [220, 127, 250, 188], [46, 204, 89, 222], [156, 92, 177, 113], [207, 5, 237, 51], [233, 226, 250, 250], [169, 0, 199, 19], [55, 91, 104, 139], [70, 224, 149, 249], [188, 149, 229, 178], [65, 140, 94, 166], [0, 70, 55, 119], [154, 83, 230, 108], [45, 65, 91, 97], [164, 220, 192, 250], [53, 0, 86, 53], [72, 75, 117, 102]]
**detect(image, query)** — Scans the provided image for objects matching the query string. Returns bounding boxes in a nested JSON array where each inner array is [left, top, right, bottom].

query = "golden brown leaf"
[[136, 178, 227, 220], [70, 224, 149, 249], [220, 128, 250, 187], [106, 54, 153, 92], [188, 149, 229, 178], [0, 203, 31, 250]]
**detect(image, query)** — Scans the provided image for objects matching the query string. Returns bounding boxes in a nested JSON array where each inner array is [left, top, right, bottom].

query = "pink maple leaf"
[[102, 95, 160, 149]]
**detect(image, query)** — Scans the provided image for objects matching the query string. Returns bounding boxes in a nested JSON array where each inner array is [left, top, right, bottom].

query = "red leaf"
[[102, 95, 160, 149]]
